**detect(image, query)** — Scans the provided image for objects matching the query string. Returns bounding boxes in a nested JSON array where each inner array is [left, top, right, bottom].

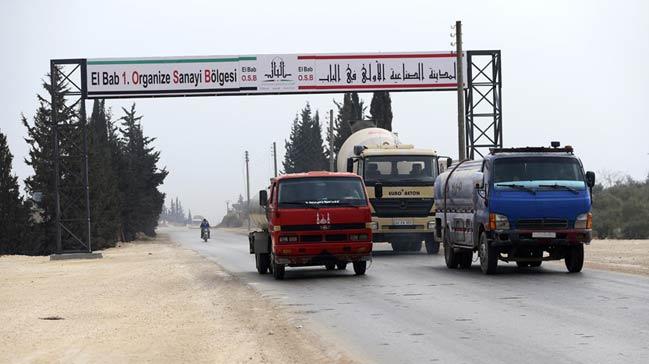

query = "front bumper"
[[489, 229, 592, 247]]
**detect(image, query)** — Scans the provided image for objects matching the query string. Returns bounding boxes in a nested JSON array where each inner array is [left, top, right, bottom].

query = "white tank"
[[336, 128, 399, 172], [434, 161, 484, 211]]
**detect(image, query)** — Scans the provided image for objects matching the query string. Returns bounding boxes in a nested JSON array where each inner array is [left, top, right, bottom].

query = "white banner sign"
[[85, 52, 465, 98]]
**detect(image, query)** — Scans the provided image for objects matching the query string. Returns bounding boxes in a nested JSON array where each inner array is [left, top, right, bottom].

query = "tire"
[[409, 241, 422, 252], [325, 263, 336, 271], [444, 240, 458, 269], [530, 261, 542, 268], [391, 242, 406, 252], [516, 261, 530, 268], [336, 262, 348, 270], [353, 261, 367, 275], [255, 253, 270, 274], [425, 240, 440, 255], [272, 256, 285, 280], [457, 250, 473, 269], [565, 244, 584, 273], [478, 232, 498, 274]]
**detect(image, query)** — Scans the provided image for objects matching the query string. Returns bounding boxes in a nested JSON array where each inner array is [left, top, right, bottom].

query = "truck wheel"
[[353, 261, 367, 275], [565, 244, 584, 273], [479, 232, 498, 274], [425, 240, 440, 255], [391, 242, 405, 252], [444, 240, 459, 269], [272, 259, 285, 280], [458, 250, 473, 269], [530, 261, 542, 268], [255, 253, 270, 274], [336, 262, 348, 270], [325, 263, 336, 271], [409, 241, 422, 252], [516, 261, 530, 268]]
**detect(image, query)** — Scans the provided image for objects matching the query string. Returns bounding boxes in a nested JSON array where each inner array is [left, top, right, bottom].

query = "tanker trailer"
[[338, 127, 445, 254]]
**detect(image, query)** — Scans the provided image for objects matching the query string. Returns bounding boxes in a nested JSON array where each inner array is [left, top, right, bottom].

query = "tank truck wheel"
[[479, 232, 498, 274], [336, 262, 348, 270], [325, 263, 336, 271], [353, 261, 367, 275], [409, 241, 423, 252], [255, 253, 270, 274], [425, 240, 440, 255], [457, 250, 473, 269], [565, 244, 584, 273], [444, 227, 459, 269]]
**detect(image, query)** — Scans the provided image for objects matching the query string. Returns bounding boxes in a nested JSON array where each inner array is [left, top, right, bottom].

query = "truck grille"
[[369, 198, 434, 217], [516, 219, 568, 230], [282, 223, 365, 232]]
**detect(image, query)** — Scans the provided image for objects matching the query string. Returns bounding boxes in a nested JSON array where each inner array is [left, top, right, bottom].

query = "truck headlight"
[[367, 222, 379, 230], [575, 212, 592, 229], [427, 221, 435, 230], [489, 213, 509, 230]]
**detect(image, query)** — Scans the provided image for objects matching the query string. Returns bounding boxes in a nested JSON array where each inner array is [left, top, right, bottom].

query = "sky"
[[1, 0, 648, 223]]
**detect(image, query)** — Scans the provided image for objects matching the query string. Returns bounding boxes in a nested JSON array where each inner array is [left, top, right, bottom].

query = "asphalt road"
[[165, 227, 649, 364]]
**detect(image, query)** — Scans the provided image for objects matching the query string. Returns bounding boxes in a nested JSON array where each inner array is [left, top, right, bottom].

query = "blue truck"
[[434, 143, 595, 274]]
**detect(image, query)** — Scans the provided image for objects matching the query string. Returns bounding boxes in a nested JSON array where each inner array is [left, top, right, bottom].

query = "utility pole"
[[245, 151, 250, 230], [272, 142, 278, 177], [455, 20, 466, 160], [329, 109, 335, 171]]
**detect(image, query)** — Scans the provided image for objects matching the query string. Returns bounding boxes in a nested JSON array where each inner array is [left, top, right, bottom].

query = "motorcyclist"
[[200, 218, 210, 239]]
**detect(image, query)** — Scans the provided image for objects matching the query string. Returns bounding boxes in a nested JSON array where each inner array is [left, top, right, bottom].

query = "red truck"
[[249, 171, 375, 280]]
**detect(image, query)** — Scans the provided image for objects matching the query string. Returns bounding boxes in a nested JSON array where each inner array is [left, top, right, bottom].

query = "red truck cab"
[[249, 172, 373, 280]]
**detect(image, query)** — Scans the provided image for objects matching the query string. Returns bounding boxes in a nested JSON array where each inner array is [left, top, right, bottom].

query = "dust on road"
[[0, 234, 356, 364]]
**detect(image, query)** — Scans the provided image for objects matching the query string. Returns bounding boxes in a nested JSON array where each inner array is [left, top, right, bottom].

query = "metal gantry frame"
[[465, 50, 503, 159], [50, 59, 91, 253], [48, 51, 502, 253]]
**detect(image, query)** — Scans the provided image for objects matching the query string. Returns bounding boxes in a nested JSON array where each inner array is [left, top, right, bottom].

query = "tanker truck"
[[248, 171, 373, 280], [434, 143, 595, 274], [338, 128, 447, 254]]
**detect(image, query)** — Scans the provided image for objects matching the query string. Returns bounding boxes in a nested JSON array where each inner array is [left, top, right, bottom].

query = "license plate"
[[532, 231, 556, 238], [393, 219, 413, 226]]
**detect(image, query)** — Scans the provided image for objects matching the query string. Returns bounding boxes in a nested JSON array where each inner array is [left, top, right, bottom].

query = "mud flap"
[[249, 231, 270, 254]]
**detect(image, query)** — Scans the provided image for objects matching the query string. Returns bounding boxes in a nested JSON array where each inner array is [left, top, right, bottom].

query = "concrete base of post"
[[49, 252, 103, 261]]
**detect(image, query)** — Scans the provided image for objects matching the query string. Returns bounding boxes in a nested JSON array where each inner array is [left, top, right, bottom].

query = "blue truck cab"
[[434, 143, 595, 274]]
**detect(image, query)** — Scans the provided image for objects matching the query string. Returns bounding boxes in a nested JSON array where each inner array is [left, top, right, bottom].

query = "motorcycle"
[[201, 227, 210, 242]]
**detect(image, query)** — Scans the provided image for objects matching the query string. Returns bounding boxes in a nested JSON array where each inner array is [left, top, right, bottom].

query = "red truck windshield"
[[278, 177, 368, 208]]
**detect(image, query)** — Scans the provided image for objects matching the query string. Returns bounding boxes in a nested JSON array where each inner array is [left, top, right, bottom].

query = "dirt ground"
[[583, 239, 649, 276], [0, 235, 356, 364]]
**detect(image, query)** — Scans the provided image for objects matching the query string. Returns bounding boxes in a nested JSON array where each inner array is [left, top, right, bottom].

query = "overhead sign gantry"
[[49, 49, 501, 253]]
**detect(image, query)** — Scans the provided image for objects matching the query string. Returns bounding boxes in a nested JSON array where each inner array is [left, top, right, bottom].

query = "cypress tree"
[[0, 130, 31, 254], [330, 92, 367, 165], [283, 103, 328, 173], [22, 70, 73, 254], [88, 99, 120, 248], [370, 91, 393, 131], [118, 104, 168, 239]]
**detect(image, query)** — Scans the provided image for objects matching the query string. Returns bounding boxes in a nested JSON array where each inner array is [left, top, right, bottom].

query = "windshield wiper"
[[496, 183, 536, 195], [539, 183, 579, 194]]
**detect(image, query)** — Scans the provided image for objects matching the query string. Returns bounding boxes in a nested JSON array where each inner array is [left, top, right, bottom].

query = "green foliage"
[[0, 130, 31, 254], [21, 70, 73, 254], [370, 91, 393, 131], [88, 100, 121, 249], [117, 104, 168, 240], [329, 92, 367, 166], [592, 176, 649, 239], [283, 103, 328, 173]]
